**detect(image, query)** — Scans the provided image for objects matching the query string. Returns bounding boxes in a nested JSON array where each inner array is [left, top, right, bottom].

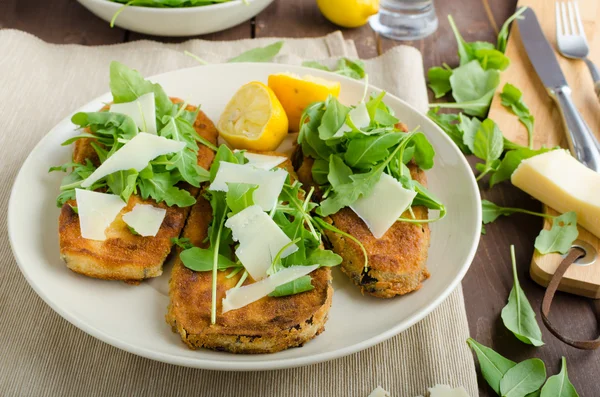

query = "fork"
[[555, 1, 600, 101]]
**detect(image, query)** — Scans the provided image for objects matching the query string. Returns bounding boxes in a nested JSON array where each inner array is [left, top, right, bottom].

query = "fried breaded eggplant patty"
[[296, 156, 430, 298], [59, 100, 217, 281], [167, 158, 334, 354]]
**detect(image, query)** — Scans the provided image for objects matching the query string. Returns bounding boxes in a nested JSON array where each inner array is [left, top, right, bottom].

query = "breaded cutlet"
[[59, 99, 217, 281], [167, 157, 334, 353], [296, 156, 430, 298]]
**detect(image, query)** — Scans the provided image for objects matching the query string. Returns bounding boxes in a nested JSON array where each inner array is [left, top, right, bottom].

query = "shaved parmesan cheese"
[[81, 132, 185, 188], [209, 162, 287, 211], [367, 386, 390, 397], [350, 173, 417, 239], [236, 150, 287, 170], [75, 189, 127, 241], [428, 384, 470, 397], [225, 205, 298, 280], [122, 204, 166, 237], [335, 102, 371, 137], [222, 265, 318, 313], [109, 92, 157, 135]]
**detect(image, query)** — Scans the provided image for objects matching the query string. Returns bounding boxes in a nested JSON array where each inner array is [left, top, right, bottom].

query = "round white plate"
[[8, 63, 481, 370], [77, 0, 274, 37]]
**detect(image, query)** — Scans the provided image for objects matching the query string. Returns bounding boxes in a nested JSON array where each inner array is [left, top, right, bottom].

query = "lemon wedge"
[[317, 0, 379, 28], [268, 72, 341, 131], [218, 82, 289, 151]]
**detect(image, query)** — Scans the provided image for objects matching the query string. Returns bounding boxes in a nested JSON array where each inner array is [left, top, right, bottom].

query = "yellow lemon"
[[218, 82, 289, 151], [268, 73, 341, 131], [317, 0, 379, 28]]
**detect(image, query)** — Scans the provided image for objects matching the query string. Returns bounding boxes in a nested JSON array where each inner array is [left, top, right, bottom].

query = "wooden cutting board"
[[488, 0, 600, 298]]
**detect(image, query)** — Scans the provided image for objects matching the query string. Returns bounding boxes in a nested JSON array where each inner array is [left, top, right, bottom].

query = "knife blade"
[[517, 6, 600, 172], [517, 7, 567, 90]]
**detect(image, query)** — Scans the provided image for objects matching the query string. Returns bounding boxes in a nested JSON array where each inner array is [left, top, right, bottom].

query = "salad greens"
[[467, 339, 580, 396], [302, 58, 366, 80], [298, 93, 444, 222], [501, 245, 544, 346], [501, 83, 535, 149], [482, 200, 578, 255], [228, 41, 284, 63], [50, 61, 212, 208], [178, 145, 342, 323]]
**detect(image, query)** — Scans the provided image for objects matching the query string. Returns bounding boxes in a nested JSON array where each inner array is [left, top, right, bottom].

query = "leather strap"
[[541, 247, 600, 350]]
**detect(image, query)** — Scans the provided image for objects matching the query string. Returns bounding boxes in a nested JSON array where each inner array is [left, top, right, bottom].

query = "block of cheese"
[[512, 149, 600, 238]]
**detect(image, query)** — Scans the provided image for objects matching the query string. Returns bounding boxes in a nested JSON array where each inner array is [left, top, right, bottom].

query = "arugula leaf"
[[467, 338, 516, 395], [311, 158, 330, 185], [344, 132, 404, 168], [540, 357, 580, 397], [171, 237, 193, 250], [71, 111, 138, 142], [473, 119, 504, 180], [268, 275, 314, 297], [328, 154, 353, 187], [490, 147, 551, 187], [303, 249, 342, 267], [408, 132, 435, 170], [535, 212, 579, 255], [500, 358, 547, 397], [138, 173, 196, 207], [501, 83, 535, 149], [458, 113, 482, 153], [209, 145, 242, 182], [226, 183, 258, 214], [228, 41, 284, 63], [106, 169, 138, 203], [301, 58, 366, 80], [109, 61, 172, 118], [482, 199, 548, 224], [475, 48, 511, 71], [180, 246, 238, 272], [498, 7, 528, 53], [501, 245, 545, 346], [318, 96, 351, 140], [427, 109, 470, 154], [427, 65, 453, 98], [448, 61, 500, 117]]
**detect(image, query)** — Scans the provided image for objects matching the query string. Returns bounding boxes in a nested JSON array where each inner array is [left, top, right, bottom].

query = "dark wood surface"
[[2, 0, 599, 395]]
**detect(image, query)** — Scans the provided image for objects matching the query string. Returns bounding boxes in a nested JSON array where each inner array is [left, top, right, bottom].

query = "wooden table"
[[2, 0, 599, 395]]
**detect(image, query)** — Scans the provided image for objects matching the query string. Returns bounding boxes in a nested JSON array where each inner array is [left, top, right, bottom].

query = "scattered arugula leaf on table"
[[501, 245, 545, 346], [534, 212, 579, 255], [540, 357, 580, 397], [466, 338, 517, 394], [500, 358, 547, 397], [501, 83, 535, 149], [472, 119, 504, 180], [427, 65, 453, 98], [497, 6, 528, 53]]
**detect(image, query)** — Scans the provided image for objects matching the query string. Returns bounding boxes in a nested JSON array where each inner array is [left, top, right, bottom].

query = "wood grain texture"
[[1, 0, 600, 395], [0, 0, 126, 44], [487, 0, 600, 300], [254, 0, 378, 58]]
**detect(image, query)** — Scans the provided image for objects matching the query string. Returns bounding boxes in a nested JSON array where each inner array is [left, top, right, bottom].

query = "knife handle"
[[553, 86, 600, 172]]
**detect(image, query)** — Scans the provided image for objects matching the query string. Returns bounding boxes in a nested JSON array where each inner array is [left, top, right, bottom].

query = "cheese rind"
[[75, 189, 127, 241], [122, 204, 166, 237], [350, 173, 417, 239], [224, 204, 298, 280], [109, 92, 157, 135], [512, 149, 600, 238], [81, 132, 185, 188], [221, 265, 318, 313]]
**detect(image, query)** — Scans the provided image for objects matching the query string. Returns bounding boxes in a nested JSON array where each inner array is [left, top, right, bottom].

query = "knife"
[[518, 7, 600, 172]]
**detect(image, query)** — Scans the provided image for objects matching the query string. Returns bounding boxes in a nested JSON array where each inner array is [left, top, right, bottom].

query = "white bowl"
[[8, 63, 481, 370], [77, 0, 274, 37]]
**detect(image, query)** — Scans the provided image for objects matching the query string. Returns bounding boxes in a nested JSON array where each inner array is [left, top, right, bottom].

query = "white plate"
[[8, 63, 481, 370], [77, 0, 274, 37]]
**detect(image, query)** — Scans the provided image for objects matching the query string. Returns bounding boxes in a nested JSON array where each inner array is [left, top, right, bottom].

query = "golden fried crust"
[[59, 99, 217, 281], [297, 156, 431, 298], [167, 182, 333, 354]]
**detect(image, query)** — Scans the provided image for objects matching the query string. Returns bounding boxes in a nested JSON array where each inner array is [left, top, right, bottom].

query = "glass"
[[369, 0, 438, 41]]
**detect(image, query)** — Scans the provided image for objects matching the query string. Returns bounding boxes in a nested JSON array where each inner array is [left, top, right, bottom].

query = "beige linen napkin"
[[0, 29, 477, 397]]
